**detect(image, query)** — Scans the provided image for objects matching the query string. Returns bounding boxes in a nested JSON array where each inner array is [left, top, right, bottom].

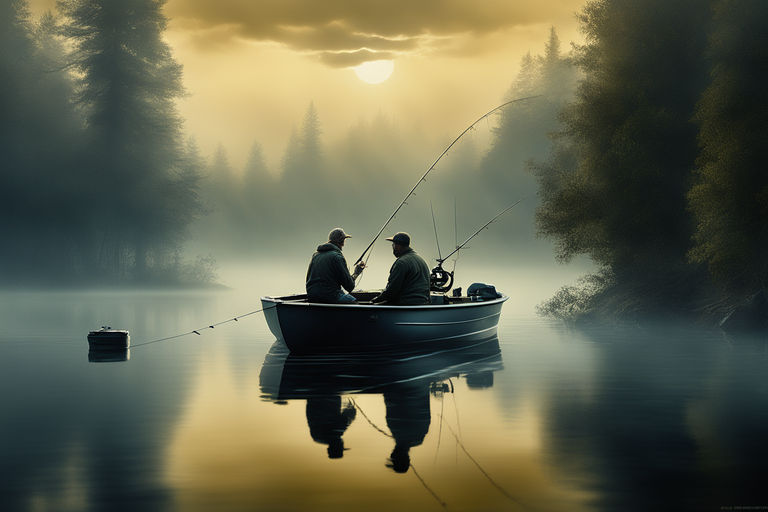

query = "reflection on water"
[[1, 287, 767, 511], [306, 396, 356, 459], [261, 337, 503, 475], [88, 348, 130, 362]]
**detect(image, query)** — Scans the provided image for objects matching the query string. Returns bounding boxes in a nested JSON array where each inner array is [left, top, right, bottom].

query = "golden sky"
[[29, 0, 586, 169]]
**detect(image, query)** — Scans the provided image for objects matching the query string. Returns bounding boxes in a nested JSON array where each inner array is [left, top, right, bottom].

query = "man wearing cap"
[[306, 228, 365, 303], [372, 232, 430, 305]]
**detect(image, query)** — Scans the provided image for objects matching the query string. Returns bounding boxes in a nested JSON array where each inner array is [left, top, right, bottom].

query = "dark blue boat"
[[260, 291, 507, 354]]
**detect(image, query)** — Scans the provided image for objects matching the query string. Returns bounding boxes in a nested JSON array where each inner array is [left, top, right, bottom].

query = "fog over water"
[[1, 267, 766, 511], [4, 0, 768, 509]]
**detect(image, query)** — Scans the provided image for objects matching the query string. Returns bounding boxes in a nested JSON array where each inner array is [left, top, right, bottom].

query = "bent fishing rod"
[[428, 199, 525, 293], [437, 199, 524, 264], [353, 95, 541, 266]]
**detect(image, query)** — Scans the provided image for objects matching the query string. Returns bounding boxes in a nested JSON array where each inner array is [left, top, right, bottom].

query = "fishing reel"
[[429, 262, 454, 293]]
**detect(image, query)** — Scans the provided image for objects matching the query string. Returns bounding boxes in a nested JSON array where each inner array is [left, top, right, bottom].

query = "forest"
[[2, 0, 767, 324]]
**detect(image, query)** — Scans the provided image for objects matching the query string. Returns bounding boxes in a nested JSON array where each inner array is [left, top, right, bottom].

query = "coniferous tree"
[[242, 141, 273, 227], [59, 0, 192, 280], [534, 0, 712, 316], [0, 1, 82, 283], [688, 0, 768, 293], [477, 28, 579, 254]]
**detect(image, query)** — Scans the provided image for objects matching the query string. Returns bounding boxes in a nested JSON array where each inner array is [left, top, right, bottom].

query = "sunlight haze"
[[29, 0, 585, 169]]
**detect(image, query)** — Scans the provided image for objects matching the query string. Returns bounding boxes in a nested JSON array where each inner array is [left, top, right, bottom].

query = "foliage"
[[478, 28, 579, 241], [533, 0, 714, 317], [0, 0, 84, 282], [58, 0, 203, 282], [688, 0, 768, 293], [0, 0, 207, 286]]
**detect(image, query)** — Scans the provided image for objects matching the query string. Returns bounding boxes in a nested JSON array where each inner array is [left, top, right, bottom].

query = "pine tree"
[[59, 0, 193, 280], [477, 28, 578, 255], [0, 1, 83, 283]]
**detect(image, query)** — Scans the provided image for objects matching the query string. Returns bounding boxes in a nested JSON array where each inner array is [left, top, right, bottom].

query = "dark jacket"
[[306, 243, 356, 302], [374, 247, 430, 305]]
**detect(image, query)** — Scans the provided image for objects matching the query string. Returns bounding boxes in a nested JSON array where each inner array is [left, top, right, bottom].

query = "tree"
[[278, 102, 334, 230], [534, 0, 713, 316], [241, 141, 274, 226], [688, 0, 768, 293], [59, 0, 195, 281], [0, 1, 84, 283], [477, 28, 579, 257]]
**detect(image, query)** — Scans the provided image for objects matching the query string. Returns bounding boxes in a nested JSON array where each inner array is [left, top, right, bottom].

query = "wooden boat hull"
[[260, 292, 507, 354]]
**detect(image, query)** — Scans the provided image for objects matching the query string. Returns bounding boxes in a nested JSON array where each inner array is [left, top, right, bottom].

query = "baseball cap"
[[385, 232, 410, 246], [328, 228, 352, 243]]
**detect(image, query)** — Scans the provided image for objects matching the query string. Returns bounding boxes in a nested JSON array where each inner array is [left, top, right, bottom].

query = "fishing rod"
[[429, 199, 525, 293], [439, 199, 524, 264], [430, 201, 442, 261], [353, 95, 541, 266]]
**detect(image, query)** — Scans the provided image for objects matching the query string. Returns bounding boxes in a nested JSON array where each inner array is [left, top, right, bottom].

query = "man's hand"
[[353, 262, 366, 278]]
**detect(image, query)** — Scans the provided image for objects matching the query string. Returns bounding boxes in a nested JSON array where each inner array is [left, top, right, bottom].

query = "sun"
[[353, 60, 395, 84]]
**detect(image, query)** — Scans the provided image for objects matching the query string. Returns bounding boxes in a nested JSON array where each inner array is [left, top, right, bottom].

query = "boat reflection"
[[259, 336, 503, 472], [88, 347, 130, 362]]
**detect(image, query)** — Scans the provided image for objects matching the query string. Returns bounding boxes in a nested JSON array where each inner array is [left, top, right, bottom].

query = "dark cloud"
[[316, 49, 396, 68], [167, 0, 582, 64]]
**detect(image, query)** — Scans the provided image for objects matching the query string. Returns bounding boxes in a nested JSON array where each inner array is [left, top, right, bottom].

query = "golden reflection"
[[165, 351, 592, 511]]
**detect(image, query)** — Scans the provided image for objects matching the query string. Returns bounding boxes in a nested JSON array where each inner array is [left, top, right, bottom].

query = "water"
[[1, 271, 767, 512]]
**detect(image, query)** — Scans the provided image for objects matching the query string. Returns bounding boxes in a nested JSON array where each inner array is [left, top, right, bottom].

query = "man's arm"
[[373, 260, 406, 303], [335, 254, 357, 293]]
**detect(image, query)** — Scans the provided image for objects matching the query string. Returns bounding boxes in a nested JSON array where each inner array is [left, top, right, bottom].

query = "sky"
[[29, 0, 587, 170]]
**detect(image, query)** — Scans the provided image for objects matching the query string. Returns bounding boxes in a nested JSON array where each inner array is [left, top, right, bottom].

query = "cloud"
[[315, 49, 396, 68], [166, 0, 583, 64]]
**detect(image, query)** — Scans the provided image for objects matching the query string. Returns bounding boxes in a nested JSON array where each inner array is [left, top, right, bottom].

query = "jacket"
[[305, 243, 356, 302], [374, 247, 430, 305]]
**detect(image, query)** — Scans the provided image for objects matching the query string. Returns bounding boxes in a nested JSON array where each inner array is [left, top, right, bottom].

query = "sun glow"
[[353, 60, 394, 84]]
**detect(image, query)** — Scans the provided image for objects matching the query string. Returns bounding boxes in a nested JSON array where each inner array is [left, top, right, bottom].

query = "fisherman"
[[306, 227, 365, 303], [372, 232, 430, 305]]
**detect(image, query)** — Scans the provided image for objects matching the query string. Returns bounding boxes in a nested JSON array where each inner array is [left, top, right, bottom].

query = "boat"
[[260, 291, 508, 354], [260, 104, 524, 355], [259, 335, 503, 401], [86, 327, 130, 350]]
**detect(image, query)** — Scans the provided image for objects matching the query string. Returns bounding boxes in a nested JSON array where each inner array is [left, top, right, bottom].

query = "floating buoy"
[[87, 326, 130, 350]]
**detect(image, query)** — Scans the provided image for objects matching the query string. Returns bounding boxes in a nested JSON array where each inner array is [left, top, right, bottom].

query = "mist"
[[1, 0, 582, 291], [4, 0, 768, 327]]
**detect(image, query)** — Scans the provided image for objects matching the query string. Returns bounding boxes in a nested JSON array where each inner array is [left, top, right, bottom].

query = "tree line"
[[1, 0, 208, 286], [2, 0, 574, 287], [8, 0, 764, 318], [534, 0, 768, 319]]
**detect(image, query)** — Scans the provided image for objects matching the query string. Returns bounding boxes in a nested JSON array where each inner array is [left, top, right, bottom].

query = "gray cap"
[[385, 232, 410, 246], [328, 228, 352, 244]]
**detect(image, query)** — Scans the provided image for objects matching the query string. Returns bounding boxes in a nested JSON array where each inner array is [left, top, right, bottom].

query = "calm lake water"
[[1, 267, 767, 512]]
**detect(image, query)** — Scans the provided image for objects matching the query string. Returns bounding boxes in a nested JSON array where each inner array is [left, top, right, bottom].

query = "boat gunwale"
[[260, 295, 508, 310]]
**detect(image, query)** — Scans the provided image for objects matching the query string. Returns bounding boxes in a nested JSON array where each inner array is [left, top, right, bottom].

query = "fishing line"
[[436, 414, 539, 512], [434, 393, 445, 463], [354, 95, 541, 266], [349, 398, 393, 438], [410, 464, 449, 510], [350, 398, 449, 509], [130, 305, 276, 349]]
